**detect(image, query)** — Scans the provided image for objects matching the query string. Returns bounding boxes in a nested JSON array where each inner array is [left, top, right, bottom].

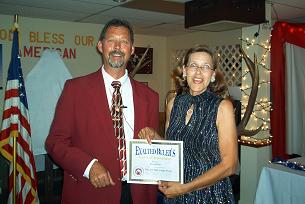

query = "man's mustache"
[[109, 50, 125, 57]]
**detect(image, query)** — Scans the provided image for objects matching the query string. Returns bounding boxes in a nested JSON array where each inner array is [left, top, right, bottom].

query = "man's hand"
[[138, 127, 162, 144], [89, 161, 115, 188]]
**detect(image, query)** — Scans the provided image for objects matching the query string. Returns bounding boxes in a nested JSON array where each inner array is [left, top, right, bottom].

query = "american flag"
[[0, 28, 39, 203]]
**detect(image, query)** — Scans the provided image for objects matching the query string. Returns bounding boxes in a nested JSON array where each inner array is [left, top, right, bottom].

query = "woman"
[[139, 45, 237, 203]]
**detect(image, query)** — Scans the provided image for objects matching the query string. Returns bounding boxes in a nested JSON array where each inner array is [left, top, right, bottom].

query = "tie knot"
[[111, 81, 121, 89]]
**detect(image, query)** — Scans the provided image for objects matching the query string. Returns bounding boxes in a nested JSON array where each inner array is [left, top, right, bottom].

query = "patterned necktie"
[[111, 81, 126, 178]]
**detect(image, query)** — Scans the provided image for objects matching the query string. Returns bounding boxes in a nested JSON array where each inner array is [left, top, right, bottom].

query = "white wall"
[[168, 29, 241, 50]]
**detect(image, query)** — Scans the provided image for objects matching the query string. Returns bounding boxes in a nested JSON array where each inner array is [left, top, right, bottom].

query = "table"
[[254, 157, 305, 204]]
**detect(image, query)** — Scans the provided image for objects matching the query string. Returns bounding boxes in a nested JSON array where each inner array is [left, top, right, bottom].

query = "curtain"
[[271, 22, 305, 158], [285, 43, 305, 156]]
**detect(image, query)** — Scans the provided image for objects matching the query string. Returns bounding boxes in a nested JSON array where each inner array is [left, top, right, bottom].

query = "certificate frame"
[[126, 139, 183, 184]]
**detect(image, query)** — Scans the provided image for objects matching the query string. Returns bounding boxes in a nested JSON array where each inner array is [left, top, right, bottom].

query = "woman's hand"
[[158, 181, 189, 198], [138, 127, 162, 144]]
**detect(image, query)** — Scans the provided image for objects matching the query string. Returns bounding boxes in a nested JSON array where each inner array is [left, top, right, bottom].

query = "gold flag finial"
[[13, 14, 19, 30]]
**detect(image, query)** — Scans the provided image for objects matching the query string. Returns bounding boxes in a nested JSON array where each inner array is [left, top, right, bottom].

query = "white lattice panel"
[[215, 44, 242, 87]]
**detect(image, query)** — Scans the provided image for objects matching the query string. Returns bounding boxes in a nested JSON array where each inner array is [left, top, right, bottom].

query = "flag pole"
[[13, 128, 17, 204], [12, 14, 18, 204]]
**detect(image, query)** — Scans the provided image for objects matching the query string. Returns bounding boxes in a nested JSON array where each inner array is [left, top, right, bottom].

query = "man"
[[46, 19, 159, 204]]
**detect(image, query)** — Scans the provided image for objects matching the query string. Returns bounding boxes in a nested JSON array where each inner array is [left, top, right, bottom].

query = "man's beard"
[[108, 50, 125, 68]]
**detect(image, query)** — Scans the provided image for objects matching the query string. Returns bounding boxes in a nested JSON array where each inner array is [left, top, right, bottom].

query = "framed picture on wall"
[[127, 47, 153, 74]]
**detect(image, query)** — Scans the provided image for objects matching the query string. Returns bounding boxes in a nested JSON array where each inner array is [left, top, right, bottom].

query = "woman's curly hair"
[[172, 45, 227, 96]]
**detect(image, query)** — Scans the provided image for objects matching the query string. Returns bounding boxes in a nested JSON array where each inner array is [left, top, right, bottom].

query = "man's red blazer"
[[46, 70, 159, 204]]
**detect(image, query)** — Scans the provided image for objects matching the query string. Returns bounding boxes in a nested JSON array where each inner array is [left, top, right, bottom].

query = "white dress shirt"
[[83, 67, 135, 179]]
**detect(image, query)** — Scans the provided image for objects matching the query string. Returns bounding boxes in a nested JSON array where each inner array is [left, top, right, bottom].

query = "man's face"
[[98, 26, 134, 70]]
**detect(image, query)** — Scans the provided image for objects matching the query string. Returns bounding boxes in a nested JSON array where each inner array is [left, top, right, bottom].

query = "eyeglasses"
[[187, 63, 214, 73]]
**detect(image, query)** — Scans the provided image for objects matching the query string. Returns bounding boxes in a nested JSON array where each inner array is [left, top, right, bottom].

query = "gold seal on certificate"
[[126, 139, 183, 184]]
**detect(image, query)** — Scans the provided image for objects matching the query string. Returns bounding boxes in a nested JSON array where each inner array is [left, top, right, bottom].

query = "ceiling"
[[0, 0, 305, 36]]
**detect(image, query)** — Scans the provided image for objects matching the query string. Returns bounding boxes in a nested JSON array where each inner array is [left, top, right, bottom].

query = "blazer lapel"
[[87, 70, 117, 149]]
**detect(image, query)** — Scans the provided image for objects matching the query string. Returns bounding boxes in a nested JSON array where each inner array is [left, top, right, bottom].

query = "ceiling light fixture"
[[113, 0, 127, 3]]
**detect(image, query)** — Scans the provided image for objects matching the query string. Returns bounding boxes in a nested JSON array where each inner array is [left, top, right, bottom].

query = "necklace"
[[185, 104, 194, 125], [187, 108, 193, 115], [186, 104, 194, 115]]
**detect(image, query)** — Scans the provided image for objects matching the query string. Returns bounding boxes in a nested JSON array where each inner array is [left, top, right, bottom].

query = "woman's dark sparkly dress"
[[164, 91, 235, 204]]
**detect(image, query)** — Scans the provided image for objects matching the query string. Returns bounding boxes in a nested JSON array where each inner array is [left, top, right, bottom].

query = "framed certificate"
[[126, 139, 183, 184]]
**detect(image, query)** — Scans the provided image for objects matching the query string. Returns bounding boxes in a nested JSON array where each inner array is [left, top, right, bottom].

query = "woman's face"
[[183, 52, 215, 96]]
